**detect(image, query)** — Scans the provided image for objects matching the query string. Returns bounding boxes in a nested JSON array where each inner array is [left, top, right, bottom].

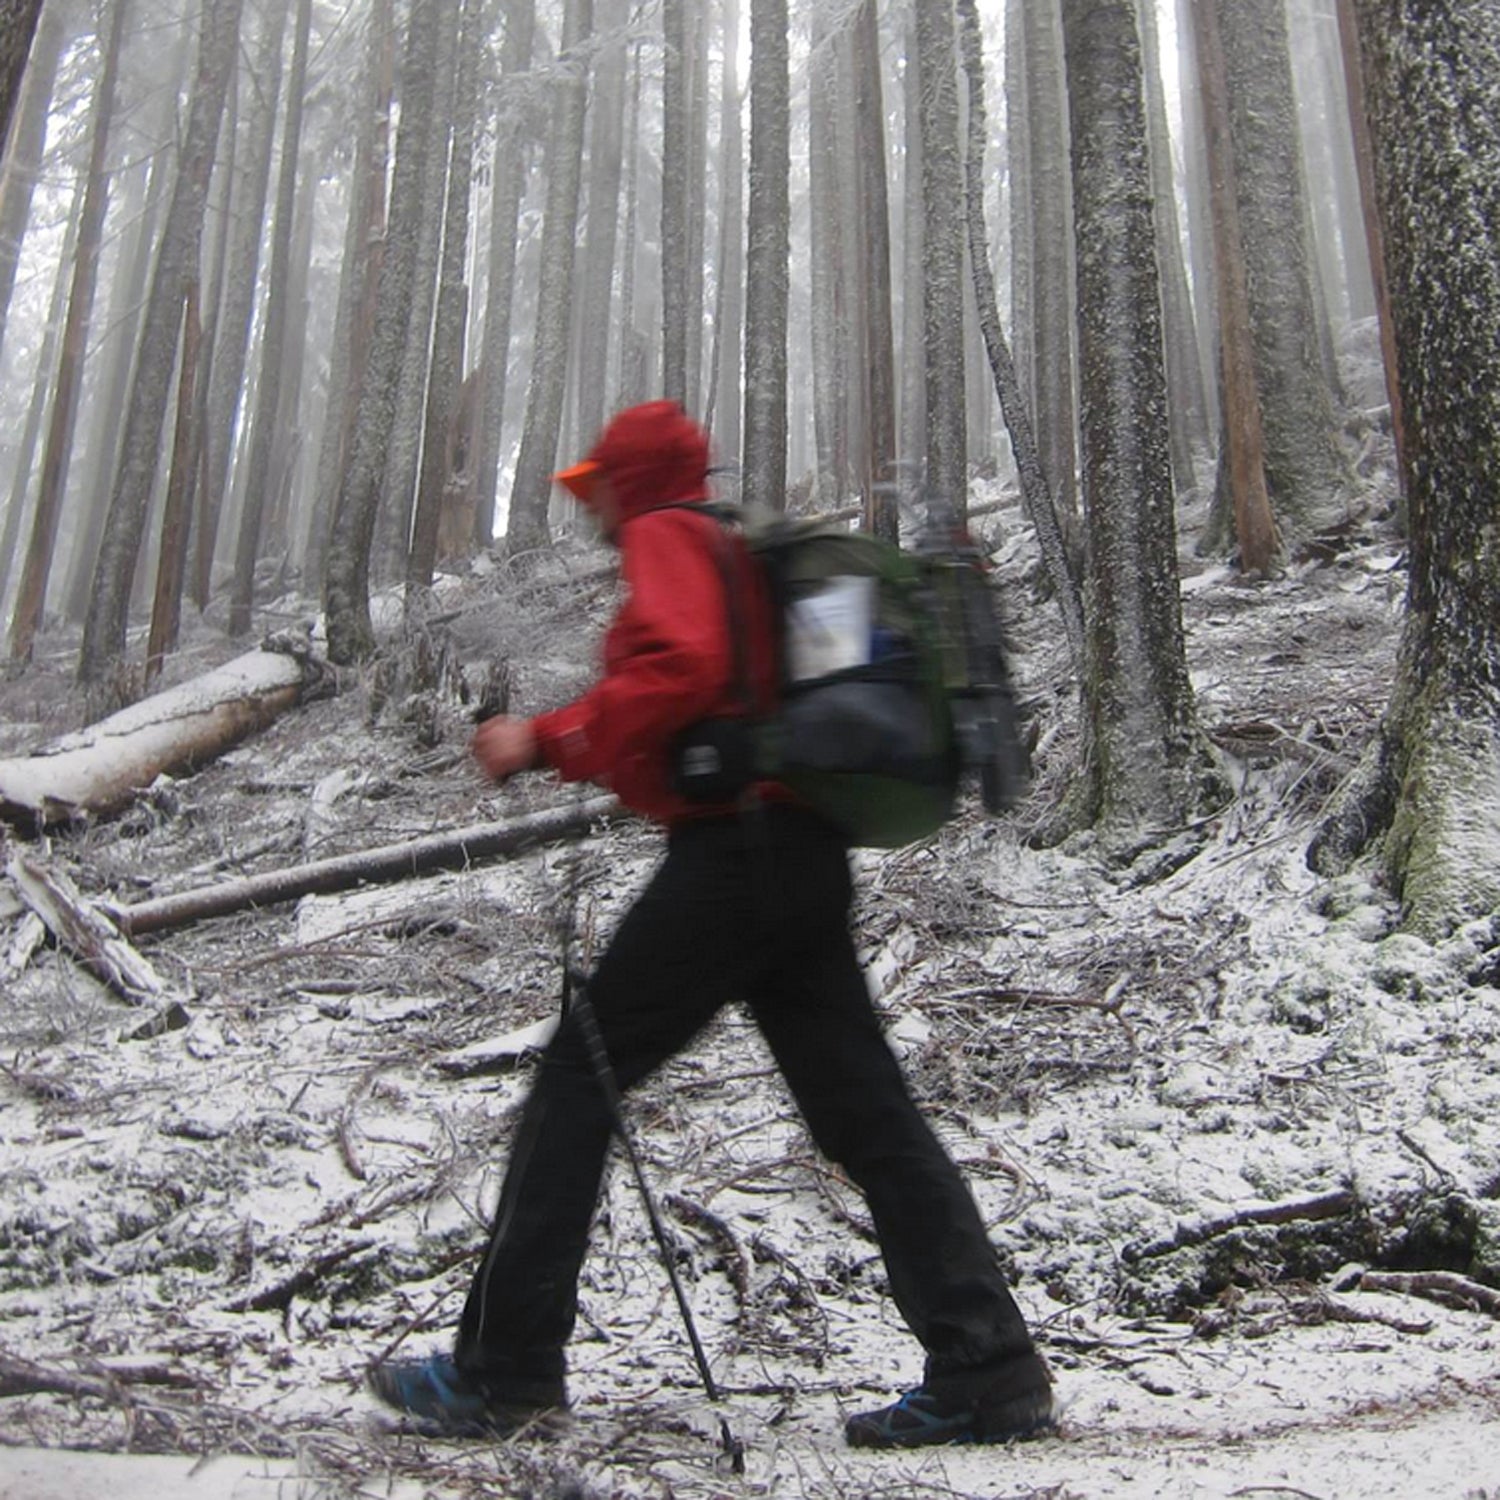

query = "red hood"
[[586, 400, 711, 521]]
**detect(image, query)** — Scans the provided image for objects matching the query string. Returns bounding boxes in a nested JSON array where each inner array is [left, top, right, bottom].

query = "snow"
[[4, 456, 1500, 1498]]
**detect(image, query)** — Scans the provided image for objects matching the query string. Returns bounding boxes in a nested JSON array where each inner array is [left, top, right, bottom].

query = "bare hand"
[[472, 715, 538, 782]]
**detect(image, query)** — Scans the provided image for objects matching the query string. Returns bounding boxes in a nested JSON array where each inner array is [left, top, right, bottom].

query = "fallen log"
[[111, 793, 623, 937], [0, 640, 330, 830], [7, 847, 185, 1007]]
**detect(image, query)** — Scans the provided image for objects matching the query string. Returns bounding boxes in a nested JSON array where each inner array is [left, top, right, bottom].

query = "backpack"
[[672, 505, 1026, 848]]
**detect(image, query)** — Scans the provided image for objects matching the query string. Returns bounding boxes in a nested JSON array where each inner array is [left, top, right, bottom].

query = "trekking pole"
[[555, 851, 745, 1470]]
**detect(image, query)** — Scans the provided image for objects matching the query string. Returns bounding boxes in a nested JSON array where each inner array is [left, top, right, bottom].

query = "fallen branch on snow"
[[111, 794, 623, 936], [1123, 1189, 1359, 1263]]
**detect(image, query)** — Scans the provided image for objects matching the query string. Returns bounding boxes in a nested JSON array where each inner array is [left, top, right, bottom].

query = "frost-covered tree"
[[1061, 0, 1222, 843], [1313, 0, 1500, 936]]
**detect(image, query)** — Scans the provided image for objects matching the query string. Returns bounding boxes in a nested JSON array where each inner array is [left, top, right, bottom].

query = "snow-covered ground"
[[3, 463, 1498, 1499]]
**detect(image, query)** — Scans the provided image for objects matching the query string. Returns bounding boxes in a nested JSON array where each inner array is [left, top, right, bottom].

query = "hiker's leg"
[[456, 820, 757, 1380], [747, 817, 1034, 1372]]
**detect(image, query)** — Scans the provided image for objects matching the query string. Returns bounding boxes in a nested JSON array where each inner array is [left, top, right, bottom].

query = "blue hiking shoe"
[[844, 1352, 1054, 1449], [367, 1353, 567, 1439]]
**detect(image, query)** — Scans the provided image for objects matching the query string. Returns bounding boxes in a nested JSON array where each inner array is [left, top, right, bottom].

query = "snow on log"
[[111, 794, 623, 937], [0, 644, 325, 830], [7, 846, 184, 1007]]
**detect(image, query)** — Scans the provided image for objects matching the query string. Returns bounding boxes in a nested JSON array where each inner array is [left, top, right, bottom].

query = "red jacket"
[[530, 402, 779, 824]]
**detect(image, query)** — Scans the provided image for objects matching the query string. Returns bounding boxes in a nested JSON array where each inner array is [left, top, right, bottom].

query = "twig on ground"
[[1358, 1270, 1500, 1317]]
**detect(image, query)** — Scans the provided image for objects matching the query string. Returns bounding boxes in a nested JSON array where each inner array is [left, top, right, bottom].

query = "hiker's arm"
[[529, 520, 731, 786]]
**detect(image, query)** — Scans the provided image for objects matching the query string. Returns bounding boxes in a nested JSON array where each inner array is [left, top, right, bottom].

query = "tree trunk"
[[0, 0, 44, 170], [1217, 0, 1350, 531], [472, 0, 536, 551], [304, 0, 395, 589], [1061, 0, 1222, 845], [321, 0, 441, 665], [741, 0, 789, 512], [574, 0, 628, 447], [378, 0, 459, 581], [78, 0, 244, 690], [914, 0, 967, 521], [706, 0, 743, 463], [192, 0, 286, 611], [898, 9, 925, 504], [0, 162, 81, 626], [1190, 0, 1279, 574], [505, 0, 594, 557], [1315, 0, 1500, 938], [1137, 0, 1210, 491], [144, 283, 201, 682], [660, 0, 689, 406], [0, 3, 64, 373], [406, 0, 483, 595], [1005, 0, 1034, 418], [1022, 0, 1079, 548], [956, 0, 1084, 671], [229, 0, 311, 636], [1335, 0, 1406, 495], [807, 8, 847, 507], [851, 0, 897, 541]]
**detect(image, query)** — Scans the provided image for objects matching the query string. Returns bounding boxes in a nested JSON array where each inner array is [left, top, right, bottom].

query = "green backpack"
[[673, 505, 1025, 848]]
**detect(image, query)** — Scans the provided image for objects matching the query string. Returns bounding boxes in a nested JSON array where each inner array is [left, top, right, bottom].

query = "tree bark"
[[377, 0, 460, 581], [914, 0, 968, 521], [741, 0, 789, 512], [660, 0, 689, 407], [1217, 0, 1350, 531], [143, 283, 201, 682], [0, 0, 44, 170], [574, 0, 629, 447], [304, 0, 395, 589], [851, 0, 898, 541], [1190, 0, 1279, 574], [406, 0, 483, 595], [505, 0, 594, 557], [1321, 0, 1500, 938], [1022, 0, 1079, 550], [1062, 0, 1222, 844]]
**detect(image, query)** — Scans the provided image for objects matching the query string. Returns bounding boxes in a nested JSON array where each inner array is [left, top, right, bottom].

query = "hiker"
[[369, 400, 1054, 1449]]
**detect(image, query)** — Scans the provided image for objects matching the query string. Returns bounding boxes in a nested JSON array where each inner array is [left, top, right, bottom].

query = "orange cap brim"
[[552, 459, 603, 502]]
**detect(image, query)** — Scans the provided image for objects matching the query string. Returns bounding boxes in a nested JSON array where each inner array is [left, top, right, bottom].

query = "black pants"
[[455, 803, 1034, 1383]]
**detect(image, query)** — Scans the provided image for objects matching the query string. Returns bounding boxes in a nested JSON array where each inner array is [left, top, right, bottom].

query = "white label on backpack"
[[787, 575, 875, 682]]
